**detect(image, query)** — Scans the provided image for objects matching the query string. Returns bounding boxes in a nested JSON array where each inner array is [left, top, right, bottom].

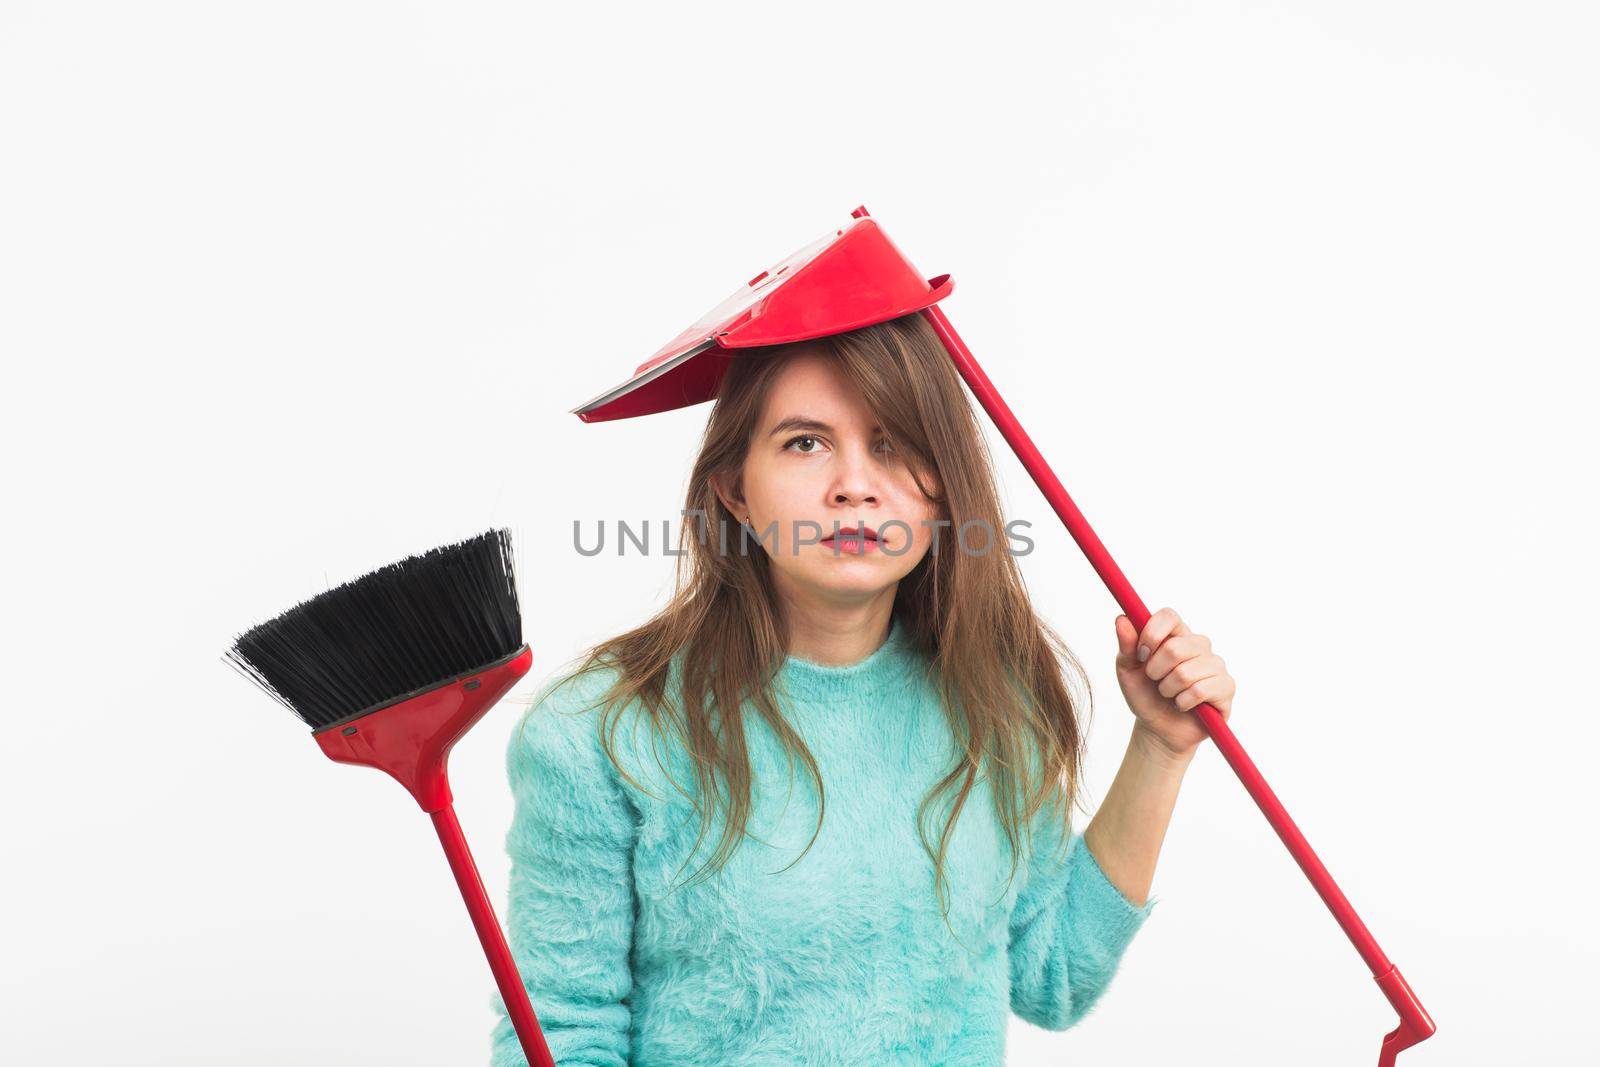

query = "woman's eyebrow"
[[767, 416, 883, 437]]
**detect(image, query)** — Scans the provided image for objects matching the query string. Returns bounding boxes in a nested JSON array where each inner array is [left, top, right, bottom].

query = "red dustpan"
[[570, 213, 953, 423], [571, 206, 1436, 1065]]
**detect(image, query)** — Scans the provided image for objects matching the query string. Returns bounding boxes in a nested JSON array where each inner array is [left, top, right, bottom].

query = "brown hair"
[[518, 311, 1092, 926]]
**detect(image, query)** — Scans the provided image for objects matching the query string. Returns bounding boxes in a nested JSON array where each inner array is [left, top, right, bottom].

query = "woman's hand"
[[1114, 607, 1236, 763]]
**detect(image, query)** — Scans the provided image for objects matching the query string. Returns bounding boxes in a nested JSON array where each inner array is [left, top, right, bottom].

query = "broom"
[[223, 527, 556, 1067]]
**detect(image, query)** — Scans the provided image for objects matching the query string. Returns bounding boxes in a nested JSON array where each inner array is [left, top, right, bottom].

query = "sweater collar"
[[775, 613, 923, 705]]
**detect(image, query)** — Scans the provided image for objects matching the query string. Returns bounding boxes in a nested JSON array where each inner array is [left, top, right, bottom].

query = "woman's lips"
[[822, 525, 881, 554]]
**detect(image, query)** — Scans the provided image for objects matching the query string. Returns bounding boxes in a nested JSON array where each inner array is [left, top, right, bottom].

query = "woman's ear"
[[710, 471, 745, 520]]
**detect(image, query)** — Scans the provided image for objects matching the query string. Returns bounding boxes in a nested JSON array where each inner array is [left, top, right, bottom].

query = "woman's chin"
[[786, 560, 903, 597]]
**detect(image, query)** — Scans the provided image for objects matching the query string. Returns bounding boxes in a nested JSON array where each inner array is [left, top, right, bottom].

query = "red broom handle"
[[920, 304, 1435, 1063], [432, 804, 557, 1067]]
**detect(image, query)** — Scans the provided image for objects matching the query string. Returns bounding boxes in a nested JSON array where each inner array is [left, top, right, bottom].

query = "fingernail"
[[1137, 646, 1149, 663]]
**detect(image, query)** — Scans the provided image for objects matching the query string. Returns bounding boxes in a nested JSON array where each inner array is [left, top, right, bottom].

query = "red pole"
[[433, 804, 557, 1067], [918, 301, 1435, 1063]]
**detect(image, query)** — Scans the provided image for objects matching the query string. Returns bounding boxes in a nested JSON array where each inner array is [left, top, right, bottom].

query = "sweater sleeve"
[[489, 671, 639, 1067], [1007, 802, 1156, 1031]]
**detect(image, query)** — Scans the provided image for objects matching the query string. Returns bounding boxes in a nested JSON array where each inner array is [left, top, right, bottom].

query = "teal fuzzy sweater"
[[489, 616, 1155, 1065]]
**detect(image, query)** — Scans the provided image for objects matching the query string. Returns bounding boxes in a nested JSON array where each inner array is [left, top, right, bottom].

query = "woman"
[[490, 312, 1237, 1066]]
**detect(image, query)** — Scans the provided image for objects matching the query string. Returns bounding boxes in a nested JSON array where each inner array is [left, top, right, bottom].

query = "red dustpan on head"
[[570, 205, 1436, 1066], [570, 210, 953, 423]]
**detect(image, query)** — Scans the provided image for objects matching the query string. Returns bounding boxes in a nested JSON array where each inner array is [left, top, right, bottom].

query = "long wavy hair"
[[519, 310, 1093, 924]]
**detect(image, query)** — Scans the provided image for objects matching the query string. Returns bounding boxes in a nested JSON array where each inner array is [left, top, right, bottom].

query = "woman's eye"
[[784, 434, 823, 454], [781, 434, 892, 456]]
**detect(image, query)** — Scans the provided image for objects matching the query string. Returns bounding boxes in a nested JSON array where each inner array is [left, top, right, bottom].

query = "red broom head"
[[224, 528, 531, 810]]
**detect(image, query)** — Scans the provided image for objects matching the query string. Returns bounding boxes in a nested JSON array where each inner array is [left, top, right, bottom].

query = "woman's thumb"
[[1114, 614, 1137, 661]]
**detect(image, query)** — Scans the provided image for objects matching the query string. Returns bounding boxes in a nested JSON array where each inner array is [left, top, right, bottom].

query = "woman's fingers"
[[1144, 632, 1211, 681], [1155, 653, 1225, 699], [1174, 674, 1235, 717], [1135, 606, 1188, 663], [1126, 606, 1237, 720]]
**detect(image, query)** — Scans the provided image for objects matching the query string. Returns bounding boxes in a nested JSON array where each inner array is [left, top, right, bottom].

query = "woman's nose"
[[830, 445, 881, 505]]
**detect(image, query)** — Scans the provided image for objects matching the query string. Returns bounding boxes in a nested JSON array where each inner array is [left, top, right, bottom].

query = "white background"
[[3, 2, 1595, 1063]]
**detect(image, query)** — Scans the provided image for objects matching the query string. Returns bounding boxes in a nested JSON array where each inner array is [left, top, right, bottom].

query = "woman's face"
[[715, 348, 944, 606]]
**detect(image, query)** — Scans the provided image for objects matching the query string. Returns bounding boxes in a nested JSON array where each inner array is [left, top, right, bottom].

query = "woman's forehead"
[[760, 351, 874, 424]]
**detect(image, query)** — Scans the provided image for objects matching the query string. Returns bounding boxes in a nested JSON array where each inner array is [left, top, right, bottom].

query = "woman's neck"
[[777, 588, 898, 667]]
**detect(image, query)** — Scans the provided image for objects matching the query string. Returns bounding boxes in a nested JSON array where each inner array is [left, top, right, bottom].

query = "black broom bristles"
[[224, 528, 524, 731]]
